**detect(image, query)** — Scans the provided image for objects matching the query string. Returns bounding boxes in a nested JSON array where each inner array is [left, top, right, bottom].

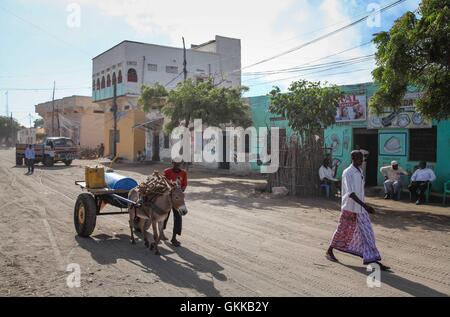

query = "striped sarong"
[[330, 210, 381, 265]]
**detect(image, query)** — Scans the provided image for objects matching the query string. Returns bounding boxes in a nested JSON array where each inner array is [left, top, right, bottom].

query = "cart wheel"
[[74, 193, 97, 237]]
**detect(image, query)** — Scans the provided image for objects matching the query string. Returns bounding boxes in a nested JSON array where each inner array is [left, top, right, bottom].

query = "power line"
[[0, 4, 91, 56], [242, 0, 406, 70]]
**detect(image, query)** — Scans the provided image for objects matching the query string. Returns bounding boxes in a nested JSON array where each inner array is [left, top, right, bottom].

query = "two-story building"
[[92, 35, 241, 162], [35, 95, 105, 149]]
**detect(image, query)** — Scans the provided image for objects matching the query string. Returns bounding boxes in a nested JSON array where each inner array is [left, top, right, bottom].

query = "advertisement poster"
[[335, 95, 367, 122], [368, 92, 432, 129]]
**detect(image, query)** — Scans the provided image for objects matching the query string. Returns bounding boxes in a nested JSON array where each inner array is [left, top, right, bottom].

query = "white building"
[[92, 35, 244, 169]]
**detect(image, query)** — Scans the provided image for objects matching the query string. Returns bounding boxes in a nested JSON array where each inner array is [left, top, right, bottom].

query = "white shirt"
[[411, 168, 436, 182], [341, 165, 365, 214], [380, 166, 408, 182], [319, 166, 337, 181]]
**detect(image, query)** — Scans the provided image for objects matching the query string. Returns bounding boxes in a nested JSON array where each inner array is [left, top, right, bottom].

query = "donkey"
[[128, 181, 188, 255]]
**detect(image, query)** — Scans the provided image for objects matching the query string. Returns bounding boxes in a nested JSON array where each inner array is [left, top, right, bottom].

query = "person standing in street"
[[326, 151, 390, 271], [25, 144, 36, 175]]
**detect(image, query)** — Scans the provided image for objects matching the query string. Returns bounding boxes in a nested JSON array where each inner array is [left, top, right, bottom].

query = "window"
[[148, 64, 157, 72], [112, 72, 116, 85], [164, 134, 170, 149], [127, 61, 137, 66], [409, 127, 437, 162], [118, 70, 123, 83], [166, 66, 178, 74], [101, 76, 105, 89], [245, 134, 250, 153], [92, 80, 95, 91], [96, 79, 100, 90], [127, 68, 138, 82], [106, 74, 111, 87]]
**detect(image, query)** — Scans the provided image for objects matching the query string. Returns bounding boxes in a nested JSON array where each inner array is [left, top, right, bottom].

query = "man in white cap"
[[380, 161, 409, 200]]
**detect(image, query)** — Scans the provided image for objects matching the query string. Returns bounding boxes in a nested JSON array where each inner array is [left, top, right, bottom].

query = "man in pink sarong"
[[326, 151, 391, 271]]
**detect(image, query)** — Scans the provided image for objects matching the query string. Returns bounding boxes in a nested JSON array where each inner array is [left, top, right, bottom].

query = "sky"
[[0, 0, 421, 127]]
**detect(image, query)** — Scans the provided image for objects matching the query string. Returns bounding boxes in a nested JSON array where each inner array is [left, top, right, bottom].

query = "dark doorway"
[[219, 132, 230, 170], [353, 129, 379, 187], [152, 131, 160, 161]]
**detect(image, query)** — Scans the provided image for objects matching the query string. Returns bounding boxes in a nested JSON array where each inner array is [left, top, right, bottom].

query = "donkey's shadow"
[[75, 234, 225, 296]]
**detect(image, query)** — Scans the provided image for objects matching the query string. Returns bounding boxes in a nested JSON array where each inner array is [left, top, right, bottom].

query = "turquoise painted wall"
[[93, 83, 126, 102], [249, 83, 450, 193]]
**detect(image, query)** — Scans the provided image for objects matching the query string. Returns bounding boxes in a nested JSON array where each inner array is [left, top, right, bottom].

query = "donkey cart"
[[73, 180, 139, 237]]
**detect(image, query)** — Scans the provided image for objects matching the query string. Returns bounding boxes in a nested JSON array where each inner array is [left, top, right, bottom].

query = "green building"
[[248, 82, 450, 193]]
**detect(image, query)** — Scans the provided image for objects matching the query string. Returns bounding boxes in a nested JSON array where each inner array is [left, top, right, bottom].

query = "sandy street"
[[0, 148, 449, 297]]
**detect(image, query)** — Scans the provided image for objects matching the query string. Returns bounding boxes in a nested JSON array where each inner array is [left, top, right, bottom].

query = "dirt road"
[[0, 148, 449, 297]]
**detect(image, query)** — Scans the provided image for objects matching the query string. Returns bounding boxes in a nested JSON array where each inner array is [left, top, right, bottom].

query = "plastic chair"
[[443, 181, 450, 205]]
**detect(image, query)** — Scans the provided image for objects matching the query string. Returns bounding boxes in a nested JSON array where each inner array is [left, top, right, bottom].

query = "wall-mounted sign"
[[368, 92, 432, 129], [335, 95, 367, 122], [379, 132, 407, 157]]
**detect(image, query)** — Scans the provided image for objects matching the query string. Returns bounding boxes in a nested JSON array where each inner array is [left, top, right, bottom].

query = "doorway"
[[219, 131, 230, 170], [353, 129, 379, 187], [152, 131, 160, 162]]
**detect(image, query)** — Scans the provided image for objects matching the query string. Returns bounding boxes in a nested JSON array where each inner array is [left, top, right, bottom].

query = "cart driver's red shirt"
[[164, 168, 188, 191]]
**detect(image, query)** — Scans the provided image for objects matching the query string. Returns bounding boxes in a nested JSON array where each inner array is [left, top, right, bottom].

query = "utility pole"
[[51, 81, 56, 137], [10, 112, 13, 147], [56, 106, 61, 137], [112, 83, 118, 158], [182, 37, 187, 81]]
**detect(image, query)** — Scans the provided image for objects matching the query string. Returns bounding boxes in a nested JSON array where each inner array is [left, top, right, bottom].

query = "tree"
[[139, 79, 251, 132], [138, 83, 169, 112], [0, 116, 21, 146], [34, 118, 44, 128], [269, 80, 341, 142], [370, 0, 450, 120]]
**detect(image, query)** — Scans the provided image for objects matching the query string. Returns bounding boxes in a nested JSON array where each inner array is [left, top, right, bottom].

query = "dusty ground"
[[0, 148, 449, 297]]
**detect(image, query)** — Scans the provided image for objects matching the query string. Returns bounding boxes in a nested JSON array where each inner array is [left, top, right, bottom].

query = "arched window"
[[101, 76, 105, 89], [112, 72, 117, 85], [118, 70, 123, 84], [107, 74, 111, 87], [96, 79, 100, 90], [127, 68, 138, 83]]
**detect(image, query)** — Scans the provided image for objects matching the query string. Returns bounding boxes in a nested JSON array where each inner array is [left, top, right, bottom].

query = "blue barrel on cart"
[[104, 172, 138, 191]]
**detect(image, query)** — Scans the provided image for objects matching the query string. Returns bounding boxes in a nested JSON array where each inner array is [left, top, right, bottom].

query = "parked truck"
[[16, 137, 79, 167]]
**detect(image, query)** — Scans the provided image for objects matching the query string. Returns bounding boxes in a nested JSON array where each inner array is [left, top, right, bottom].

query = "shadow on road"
[[75, 234, 226, 297], [339, 263, 448, 297]]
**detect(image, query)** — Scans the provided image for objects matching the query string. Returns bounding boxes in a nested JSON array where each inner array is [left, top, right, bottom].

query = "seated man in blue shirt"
[[25, 144, 36, 175], [408, 161, 436, 205]]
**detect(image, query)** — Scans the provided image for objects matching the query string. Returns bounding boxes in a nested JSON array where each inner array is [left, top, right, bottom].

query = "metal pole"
[[5, 91, 8, 117], [182, 37, 187, 81], [51, 81, 56, 137], [113, 83, 117, 158]]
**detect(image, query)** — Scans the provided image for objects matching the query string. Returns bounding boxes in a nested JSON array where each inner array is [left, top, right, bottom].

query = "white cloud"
[[48, 0, 375, 92]]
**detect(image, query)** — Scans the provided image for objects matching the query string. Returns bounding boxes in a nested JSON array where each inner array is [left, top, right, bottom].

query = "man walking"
[[163, 161, 188, 247], [380, 161, 409, 200], [326, 151, 390, 271], [25, 144, 35, 175], [409, 161, 436, 205]]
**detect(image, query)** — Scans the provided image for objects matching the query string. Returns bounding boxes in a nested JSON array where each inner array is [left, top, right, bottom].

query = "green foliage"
[[34, 118, 44, 128], [161, 79, 251, 132], [0, 116, 21, 143], [269, 80, 341, 141], [138, 83, 169, 112], [370, 0, 450, 120]]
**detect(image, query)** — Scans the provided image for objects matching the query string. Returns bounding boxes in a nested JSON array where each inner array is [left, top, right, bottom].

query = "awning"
[[132, 117, 164, 130]]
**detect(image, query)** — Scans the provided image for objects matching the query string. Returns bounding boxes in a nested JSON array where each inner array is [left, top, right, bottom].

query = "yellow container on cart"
[[85, 166, 106, 189]]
